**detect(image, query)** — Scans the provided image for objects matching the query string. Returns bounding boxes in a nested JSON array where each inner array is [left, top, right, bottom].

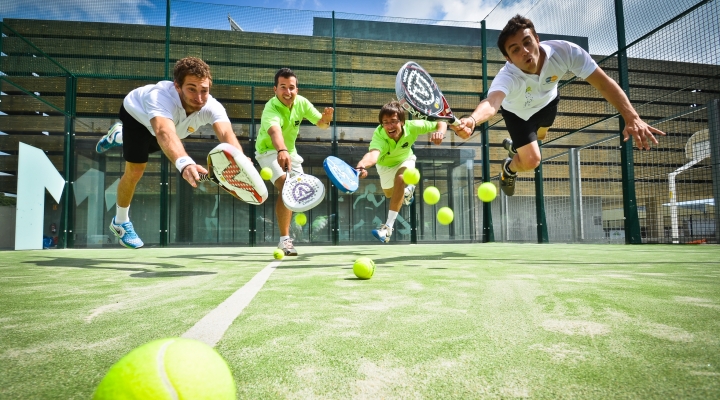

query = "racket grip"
[[197, 173, 210, 182]]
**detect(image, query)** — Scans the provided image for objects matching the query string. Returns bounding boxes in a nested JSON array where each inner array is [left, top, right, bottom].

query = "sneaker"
[[109, 217, 144, 249], [96, 122, 123, 153], [371, 224, 393, 243], [502, 138, 517, 157], [500, 158, 517, 196], [403, 184, 415, 206], [279, 237, 298, 256]]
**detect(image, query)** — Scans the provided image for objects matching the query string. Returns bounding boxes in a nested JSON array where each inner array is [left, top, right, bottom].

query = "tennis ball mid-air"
[[260, 167, 273, 180], [478, 182, 497, 202], [295, 213, 307, 226], [402, 167, 420, 185], [423, 186, 440, 205], [353, 257, 375, 280], [437, 207, 454, 225], [93, 337, 235, 400], [273, 249, 285, 260]]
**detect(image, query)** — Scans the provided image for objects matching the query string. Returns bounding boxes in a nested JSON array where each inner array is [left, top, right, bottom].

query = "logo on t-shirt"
[[401, 142, 409, 148], [545, 75, 558, 84], [187, 126, 195, 133], [294, 120, 300, 127]]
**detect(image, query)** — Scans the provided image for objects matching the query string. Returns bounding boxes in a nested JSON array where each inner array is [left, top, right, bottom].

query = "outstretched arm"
[[315, 107, 334, 129], [212, 121, 244, 154], [585, 67, 665, 150], [355, 150, 380, 179], [450, 91, 505, 138], [152, 116, 208, 187]]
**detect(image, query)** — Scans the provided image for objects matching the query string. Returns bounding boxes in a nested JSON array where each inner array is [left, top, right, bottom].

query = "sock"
[[114, 131, 123, 144], [279, 235, 290, 244], [504, 161, 516, 175], [115, 206, 130, 224], [385, 210, 398, 228]]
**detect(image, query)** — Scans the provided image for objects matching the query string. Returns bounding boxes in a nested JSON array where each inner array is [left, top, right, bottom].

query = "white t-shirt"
[[489, 40, 598, 121], [123, 81, 230, 139]]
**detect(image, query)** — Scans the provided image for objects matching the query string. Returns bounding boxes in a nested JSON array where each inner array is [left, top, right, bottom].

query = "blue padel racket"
[[396, 61, 461, 126], [323, 156, 360, 194]]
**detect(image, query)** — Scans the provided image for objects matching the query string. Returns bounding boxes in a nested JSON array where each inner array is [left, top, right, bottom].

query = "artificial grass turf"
[[1, 244, 719, 398]]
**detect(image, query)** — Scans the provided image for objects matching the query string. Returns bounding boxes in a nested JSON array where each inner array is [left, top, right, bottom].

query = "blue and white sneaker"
[[96, 122, 123, 153], [403, 184, 415, 206], [371, 224, 393, 243], [110, 217, 144, 249]]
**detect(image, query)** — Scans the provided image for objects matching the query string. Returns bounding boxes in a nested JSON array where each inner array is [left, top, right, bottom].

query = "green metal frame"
[[614, 0, 642, 244], [534, 141, 548, 244], [480, 20, 494, 243]]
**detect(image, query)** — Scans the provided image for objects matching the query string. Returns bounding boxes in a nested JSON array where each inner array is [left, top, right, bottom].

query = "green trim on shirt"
[[369, 120, 439, 167], [255, 95, 322, 154]]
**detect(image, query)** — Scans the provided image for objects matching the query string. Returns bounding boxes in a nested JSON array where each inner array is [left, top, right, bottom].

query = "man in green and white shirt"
[[255, 68, 333, 255], [356, 101, 447, 243]]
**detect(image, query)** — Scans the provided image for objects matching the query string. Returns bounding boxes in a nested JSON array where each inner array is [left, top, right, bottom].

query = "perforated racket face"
[[396, 61, 456, 123], [282, 172, 325, 212], [323, 156, 359, 194], [208, 149, 268, 205], [397, 62, 443, 114]]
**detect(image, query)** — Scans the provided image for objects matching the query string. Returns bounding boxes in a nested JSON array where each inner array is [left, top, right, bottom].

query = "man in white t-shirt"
[[456, 15, 664, 196], [95, 57, 246, 248]]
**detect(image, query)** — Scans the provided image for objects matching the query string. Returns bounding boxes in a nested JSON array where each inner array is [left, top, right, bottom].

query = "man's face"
[[274, 76, 298, 108], [175, 75, 210, 113], [504, 28, 542, 74], [381, 113, 404, 139]]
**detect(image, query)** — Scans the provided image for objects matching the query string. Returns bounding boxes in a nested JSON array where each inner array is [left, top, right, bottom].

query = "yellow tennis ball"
[[478, 182, 497, 202], [402, 167, 420, 185], [295, 213, 307, 226], [273, 249, 285, 260], [93, 338, 235, 400], [423, 186, 440, 205], [260, 167, 273, 180], [437, 207, 454, 225], [353, 257, 375, 280]]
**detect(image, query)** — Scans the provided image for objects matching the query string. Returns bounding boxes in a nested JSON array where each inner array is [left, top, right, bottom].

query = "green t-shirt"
[[256, 95, 323, 154], [369, 120, 440, 167]]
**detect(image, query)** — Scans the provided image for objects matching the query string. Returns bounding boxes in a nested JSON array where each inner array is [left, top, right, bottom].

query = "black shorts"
[[500, 95, 560, 149], [119, 104, 162, 163]]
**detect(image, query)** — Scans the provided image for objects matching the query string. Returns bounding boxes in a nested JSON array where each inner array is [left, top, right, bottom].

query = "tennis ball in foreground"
[[437, 207, 454, 225], [478, 182, 497, 202], [295, 213, 307, 226], [353, 257, 375, 280], [93, 338, 235, 400], [423, 186, 440, 205], [273, 249, 285, 260], [260, 167, 273, 180], [402, 167, 420, 185]]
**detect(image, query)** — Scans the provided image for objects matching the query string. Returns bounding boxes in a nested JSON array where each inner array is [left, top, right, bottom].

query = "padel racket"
[[396, 61, 461, 126], [198, 144, 268, 205], [282, 171, 325, 212], [323, 156, 359, 194]]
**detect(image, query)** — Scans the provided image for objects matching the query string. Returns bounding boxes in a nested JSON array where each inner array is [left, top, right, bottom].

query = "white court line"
[[182, 260, 281, 347]]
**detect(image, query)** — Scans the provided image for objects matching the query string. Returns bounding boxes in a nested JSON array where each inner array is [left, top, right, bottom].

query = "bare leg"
[[117, 162, 147, 207], [508, 141, 542, 173], [274, 175, 292, 237]]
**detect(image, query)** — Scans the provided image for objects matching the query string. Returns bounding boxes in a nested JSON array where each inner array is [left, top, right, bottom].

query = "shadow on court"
[[23, 257, 216, 278]]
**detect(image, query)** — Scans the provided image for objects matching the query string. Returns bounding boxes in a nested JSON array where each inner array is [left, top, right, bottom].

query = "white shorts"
[[255, 150, 304, 184], [376, 155, 416, 190]]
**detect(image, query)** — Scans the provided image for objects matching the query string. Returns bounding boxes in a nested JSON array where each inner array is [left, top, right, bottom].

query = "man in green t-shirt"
[[255, 68, 334, 256], [355, 101, 447, 243]]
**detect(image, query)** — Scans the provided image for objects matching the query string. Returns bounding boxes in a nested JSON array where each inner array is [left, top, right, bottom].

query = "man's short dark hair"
[[378, 101, 406, 125], [497, 14, 537, 58], [173, 57, 212, 86], [274, 68, 297, 86]]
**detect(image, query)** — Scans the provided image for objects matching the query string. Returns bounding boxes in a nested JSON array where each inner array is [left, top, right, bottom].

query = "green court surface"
[[1, 244, 719, 399]]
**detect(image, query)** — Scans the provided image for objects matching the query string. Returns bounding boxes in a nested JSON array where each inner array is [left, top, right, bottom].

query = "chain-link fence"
[[1, 0, 717, 248]]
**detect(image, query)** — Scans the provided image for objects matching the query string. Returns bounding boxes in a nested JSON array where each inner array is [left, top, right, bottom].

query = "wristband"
[[277, 149, 289, 154], [468, 115, 477, 127], [175, 156, 196, 173]]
